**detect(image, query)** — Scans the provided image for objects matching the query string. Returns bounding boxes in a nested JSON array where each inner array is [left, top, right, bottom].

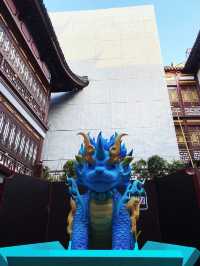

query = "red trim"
[[21, 21, 31, 42], [4, 0, 17, 16]]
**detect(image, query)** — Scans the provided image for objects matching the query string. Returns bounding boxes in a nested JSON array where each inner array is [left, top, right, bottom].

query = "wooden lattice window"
[[168, 86, 179, 103], [181, 86, 199, 104], [190, 132, 200, 146], [175, 127, 185, 144], [8, 125, 16, 148], [0, 20, 48, 122], [0, 112, 5, 133], [188, 126, 200, 147]]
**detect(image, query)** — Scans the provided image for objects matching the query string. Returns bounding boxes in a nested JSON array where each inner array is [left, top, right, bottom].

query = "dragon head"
[[74, 132, 133, 193]]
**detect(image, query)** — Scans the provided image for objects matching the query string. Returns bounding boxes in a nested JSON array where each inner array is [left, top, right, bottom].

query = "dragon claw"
[[116, 180, 144, 216]]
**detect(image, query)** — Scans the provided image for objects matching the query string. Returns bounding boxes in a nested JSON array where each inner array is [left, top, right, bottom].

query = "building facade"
[[42, 6, 180, 171], [0, 0, 88, 176], [165, 31, 200, 163]]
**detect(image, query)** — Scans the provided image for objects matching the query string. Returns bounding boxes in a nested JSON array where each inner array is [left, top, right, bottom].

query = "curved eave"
[[12, 0, 89, 92], [184, 31, 200, 74], [33, 0, 89, 91]]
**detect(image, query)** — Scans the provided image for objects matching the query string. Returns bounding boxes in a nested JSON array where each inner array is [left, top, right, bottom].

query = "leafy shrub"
[[147, 155, 167, 178], [132, 159, 149, 179], [41, 166, 51, 180], [132, 155, 187, 179], [63, 159, 76, 178], [166, 160, 186, 175]]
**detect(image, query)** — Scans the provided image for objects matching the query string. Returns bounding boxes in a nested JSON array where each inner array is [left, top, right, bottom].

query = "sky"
[[44, 0, 200, 66]]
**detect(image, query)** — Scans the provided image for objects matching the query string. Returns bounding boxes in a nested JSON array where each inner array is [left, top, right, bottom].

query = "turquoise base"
[[0, 241, 199, 266]]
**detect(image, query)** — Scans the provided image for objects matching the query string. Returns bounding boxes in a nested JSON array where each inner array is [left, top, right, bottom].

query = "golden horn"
[[78, 132, 94, 163], [109, 133, 128, 163], [114, 133, 128, 153], [78, 132, 90, 148]]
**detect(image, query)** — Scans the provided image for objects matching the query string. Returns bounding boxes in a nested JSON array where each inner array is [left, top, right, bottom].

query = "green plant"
[[41, 166, 51, 180], [147, 155, 167, 179], [131, 159, 149, 179], [132, 155, 186, 179], [166, 160, 186, 175], [191, 160, 200, 168], [63, 159, 76, 178]]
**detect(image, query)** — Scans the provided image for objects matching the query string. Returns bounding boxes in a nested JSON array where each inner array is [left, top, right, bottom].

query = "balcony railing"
[[172, 106, 200, 117], [179, 149, 200, 162]]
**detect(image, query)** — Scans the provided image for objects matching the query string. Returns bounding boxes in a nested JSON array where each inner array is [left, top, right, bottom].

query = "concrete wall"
[[42, 5, 179, 170]]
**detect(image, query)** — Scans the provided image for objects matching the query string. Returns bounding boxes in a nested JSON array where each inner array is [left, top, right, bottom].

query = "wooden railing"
[[0, 96, 42, 175], [0, 22, 49, 124], [179, 149, 200, 162]]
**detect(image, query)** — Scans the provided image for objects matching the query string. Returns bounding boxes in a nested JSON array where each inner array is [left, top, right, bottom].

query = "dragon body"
[[66, 132, 145, 250]]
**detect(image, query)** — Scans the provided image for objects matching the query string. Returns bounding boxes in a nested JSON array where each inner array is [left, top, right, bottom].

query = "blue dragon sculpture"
[[66, 132, 145, 250]]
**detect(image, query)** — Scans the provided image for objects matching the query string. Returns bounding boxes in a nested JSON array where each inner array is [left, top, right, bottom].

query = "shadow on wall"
[[50, 91, 82, 114]]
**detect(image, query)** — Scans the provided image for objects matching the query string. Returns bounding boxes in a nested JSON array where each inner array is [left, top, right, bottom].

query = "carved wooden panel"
[[188, 126, 200, 147], [172, 107, 182, 117], [193, 150, 200, 160], [169, 89, 179, 103], [179, 149, 200, 162], [175, 127, 185, 145], [175, 125, 200, 162], [0, 94, 42, 175], [180, 86, 200, 107], [168, 84, 200, 117], [184, 107, 200, 116], [0, 20, 49, 124], [168, 86, 179, 104], [179, 149, 190, 162]]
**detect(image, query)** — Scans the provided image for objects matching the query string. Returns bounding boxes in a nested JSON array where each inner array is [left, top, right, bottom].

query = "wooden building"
[[165, 32, 200, 163], [0, 0, 88, 176]]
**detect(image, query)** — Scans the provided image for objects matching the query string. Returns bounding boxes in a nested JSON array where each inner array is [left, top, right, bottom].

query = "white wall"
[[42, 5, 179, 170]]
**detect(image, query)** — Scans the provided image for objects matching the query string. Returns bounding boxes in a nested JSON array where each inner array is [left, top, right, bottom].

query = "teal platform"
[[0, 241, 199, 266]]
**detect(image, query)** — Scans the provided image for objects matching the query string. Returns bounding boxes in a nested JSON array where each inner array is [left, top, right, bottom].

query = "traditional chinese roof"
[[164, 63, 184, 72], [184, 31, 200, 74], [3, 0, 89, 92]]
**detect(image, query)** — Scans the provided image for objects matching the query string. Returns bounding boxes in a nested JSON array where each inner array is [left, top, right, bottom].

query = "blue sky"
[[44, 0, 200, 66]]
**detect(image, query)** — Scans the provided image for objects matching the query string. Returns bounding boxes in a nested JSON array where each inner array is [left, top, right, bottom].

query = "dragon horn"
[[109, 133, 128, 163], [78, 132, 95, 151], [78, 132, 91, 148], [115, 133, 128, 150], [78, 132, 95, 163]]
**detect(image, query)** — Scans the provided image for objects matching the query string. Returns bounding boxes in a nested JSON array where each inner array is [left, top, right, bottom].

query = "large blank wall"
[[42, 5, 179, 170]]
